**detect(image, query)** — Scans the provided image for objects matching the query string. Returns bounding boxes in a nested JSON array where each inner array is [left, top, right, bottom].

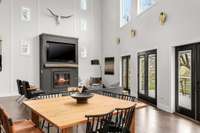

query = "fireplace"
[[40, 34, 78, 91], [54, 72, 70, 88]]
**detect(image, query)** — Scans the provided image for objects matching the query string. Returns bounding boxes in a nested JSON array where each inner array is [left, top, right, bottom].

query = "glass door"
[[122, 56, 131, 93], [138, 55, 145, 95], [138, 49, 157, 105], [175, 45, 195, 119], [148, 54, 157, 98]]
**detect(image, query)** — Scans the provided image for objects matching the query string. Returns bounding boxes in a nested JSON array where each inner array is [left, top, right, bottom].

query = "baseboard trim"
[[0, 93, 18, 98], [157, 103, 170, 112]]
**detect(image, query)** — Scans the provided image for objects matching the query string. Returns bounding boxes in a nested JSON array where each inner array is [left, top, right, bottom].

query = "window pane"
[[80, 19, 87, 32], [80, 0, 87, 10], [148, 54, 156, 98], [138, 0, 156, 14], [139, 56, 145, 94], [122, 58, 127, 89], [122, 57, 130, 90], [120, 0, 132, 27], [178, 50, 192, 110], [128, 57, 131, 89]]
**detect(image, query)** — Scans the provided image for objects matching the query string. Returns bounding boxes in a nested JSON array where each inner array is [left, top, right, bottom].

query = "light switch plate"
[[20, 40, 31, 55], [80, 47, 87, 58]]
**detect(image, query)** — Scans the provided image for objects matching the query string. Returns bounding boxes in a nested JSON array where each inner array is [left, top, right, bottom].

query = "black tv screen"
[[47, 41, 76, 63]]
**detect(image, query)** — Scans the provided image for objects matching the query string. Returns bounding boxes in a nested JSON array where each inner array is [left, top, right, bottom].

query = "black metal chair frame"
[[101, 91, 136, 102], [101, 91, 117, 97], [16, 79, 25, 103], [22, 81, 44, 99], [116, 94, 135, 102], [85, 110, 114, 133]]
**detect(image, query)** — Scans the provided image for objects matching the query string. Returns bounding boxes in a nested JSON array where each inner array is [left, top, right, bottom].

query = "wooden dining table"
[[23, 94, 146, 133]]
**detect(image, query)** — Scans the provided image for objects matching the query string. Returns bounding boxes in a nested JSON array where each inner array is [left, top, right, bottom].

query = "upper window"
[[137, 0, 156, 14], [80, 0, 87, 10], [120, 0, 132, 27]]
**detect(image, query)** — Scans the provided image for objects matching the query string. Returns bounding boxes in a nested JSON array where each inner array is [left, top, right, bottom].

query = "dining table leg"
[[31, 111, 40, 127], [61, 127, 73, 133]]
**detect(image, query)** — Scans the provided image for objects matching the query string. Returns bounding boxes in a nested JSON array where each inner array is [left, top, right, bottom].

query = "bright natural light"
[[80, 0, 87, 10], [80, 18, 87, 32], [120, 0, 132, 27], [137, 0, 156, 14]]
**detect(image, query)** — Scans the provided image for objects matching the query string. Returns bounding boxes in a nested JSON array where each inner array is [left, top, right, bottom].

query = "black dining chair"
[[108, 105, 136, 133], [116, 94, 136, 102], [22, 81, 44, 99], [16, 79, 25, 102], [85, 110, 114, 133], [101, 91, 116, 98]]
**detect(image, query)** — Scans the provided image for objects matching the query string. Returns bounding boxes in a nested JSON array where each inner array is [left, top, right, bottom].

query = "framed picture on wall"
[[104, 57, 114, 75]]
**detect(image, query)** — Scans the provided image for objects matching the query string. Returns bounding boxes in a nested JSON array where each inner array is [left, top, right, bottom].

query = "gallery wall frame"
[[104, 57, 114, 75]]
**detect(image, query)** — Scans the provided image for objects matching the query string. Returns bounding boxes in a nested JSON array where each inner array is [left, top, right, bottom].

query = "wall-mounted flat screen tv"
[[47, 41, 76, 63]]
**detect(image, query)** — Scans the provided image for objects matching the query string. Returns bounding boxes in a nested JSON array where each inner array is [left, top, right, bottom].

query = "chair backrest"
[[16, 79, 24, 95], [23, 81, 30, 88], [0, 107, 13, 133], [85, 110, 113, 133], [36, 93, 62, 99], [22, 81, 31, 99], [113, 105, 136, 131], [102, 91, 116, 97], [116, 94, 135, 102]]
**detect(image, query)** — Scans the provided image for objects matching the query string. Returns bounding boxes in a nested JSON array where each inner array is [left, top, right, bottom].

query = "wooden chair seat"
[[0, 107, 43, 133], [15, 127, 44, 133], [12, 120, 35, 132]]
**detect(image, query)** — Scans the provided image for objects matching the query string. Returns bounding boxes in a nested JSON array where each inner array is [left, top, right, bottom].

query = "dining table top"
[[23, 94, 146, 129]]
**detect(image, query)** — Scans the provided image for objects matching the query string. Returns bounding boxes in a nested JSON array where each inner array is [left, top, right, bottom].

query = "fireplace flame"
[[54, 74, 70, 86]]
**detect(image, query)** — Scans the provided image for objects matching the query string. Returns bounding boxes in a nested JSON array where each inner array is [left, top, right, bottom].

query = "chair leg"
[[41, 120, 45, 129], [16, 95, 22, 101], [19, 97, 27, 104], [47, 123, 50, 133], [18, 96, 25, 104], [57, 128, 59, 133]]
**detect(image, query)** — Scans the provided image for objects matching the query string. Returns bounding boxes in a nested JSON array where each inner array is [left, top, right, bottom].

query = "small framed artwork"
[[105, 57, 114, 75], [21, 7, 31, 22], [91, 59, 100, 65]]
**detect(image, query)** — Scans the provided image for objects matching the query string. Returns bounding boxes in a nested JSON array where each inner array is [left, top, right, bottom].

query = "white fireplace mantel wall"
[[0, 0, 102, 97]]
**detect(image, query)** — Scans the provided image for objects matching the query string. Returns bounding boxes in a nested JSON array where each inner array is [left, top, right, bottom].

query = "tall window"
[[80, 0, 87, 10], [137, 0, 156, 14], [120, 0, 132, 27], [80, 18, 87, 32], [122, 56, 131, 93]]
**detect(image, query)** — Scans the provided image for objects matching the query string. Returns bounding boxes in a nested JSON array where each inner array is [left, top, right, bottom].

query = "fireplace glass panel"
[[54, 72, 70, 88]]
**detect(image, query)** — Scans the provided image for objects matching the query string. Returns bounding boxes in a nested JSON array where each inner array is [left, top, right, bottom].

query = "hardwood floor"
[[0, 96, 200, 133]]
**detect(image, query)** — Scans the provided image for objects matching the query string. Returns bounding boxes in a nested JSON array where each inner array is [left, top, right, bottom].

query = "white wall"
[[0, 0, 102, 97], [101, 0, 200, 112]]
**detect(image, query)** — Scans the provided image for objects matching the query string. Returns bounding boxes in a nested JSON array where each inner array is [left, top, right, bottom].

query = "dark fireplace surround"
[[40, 34, 78, 92]]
